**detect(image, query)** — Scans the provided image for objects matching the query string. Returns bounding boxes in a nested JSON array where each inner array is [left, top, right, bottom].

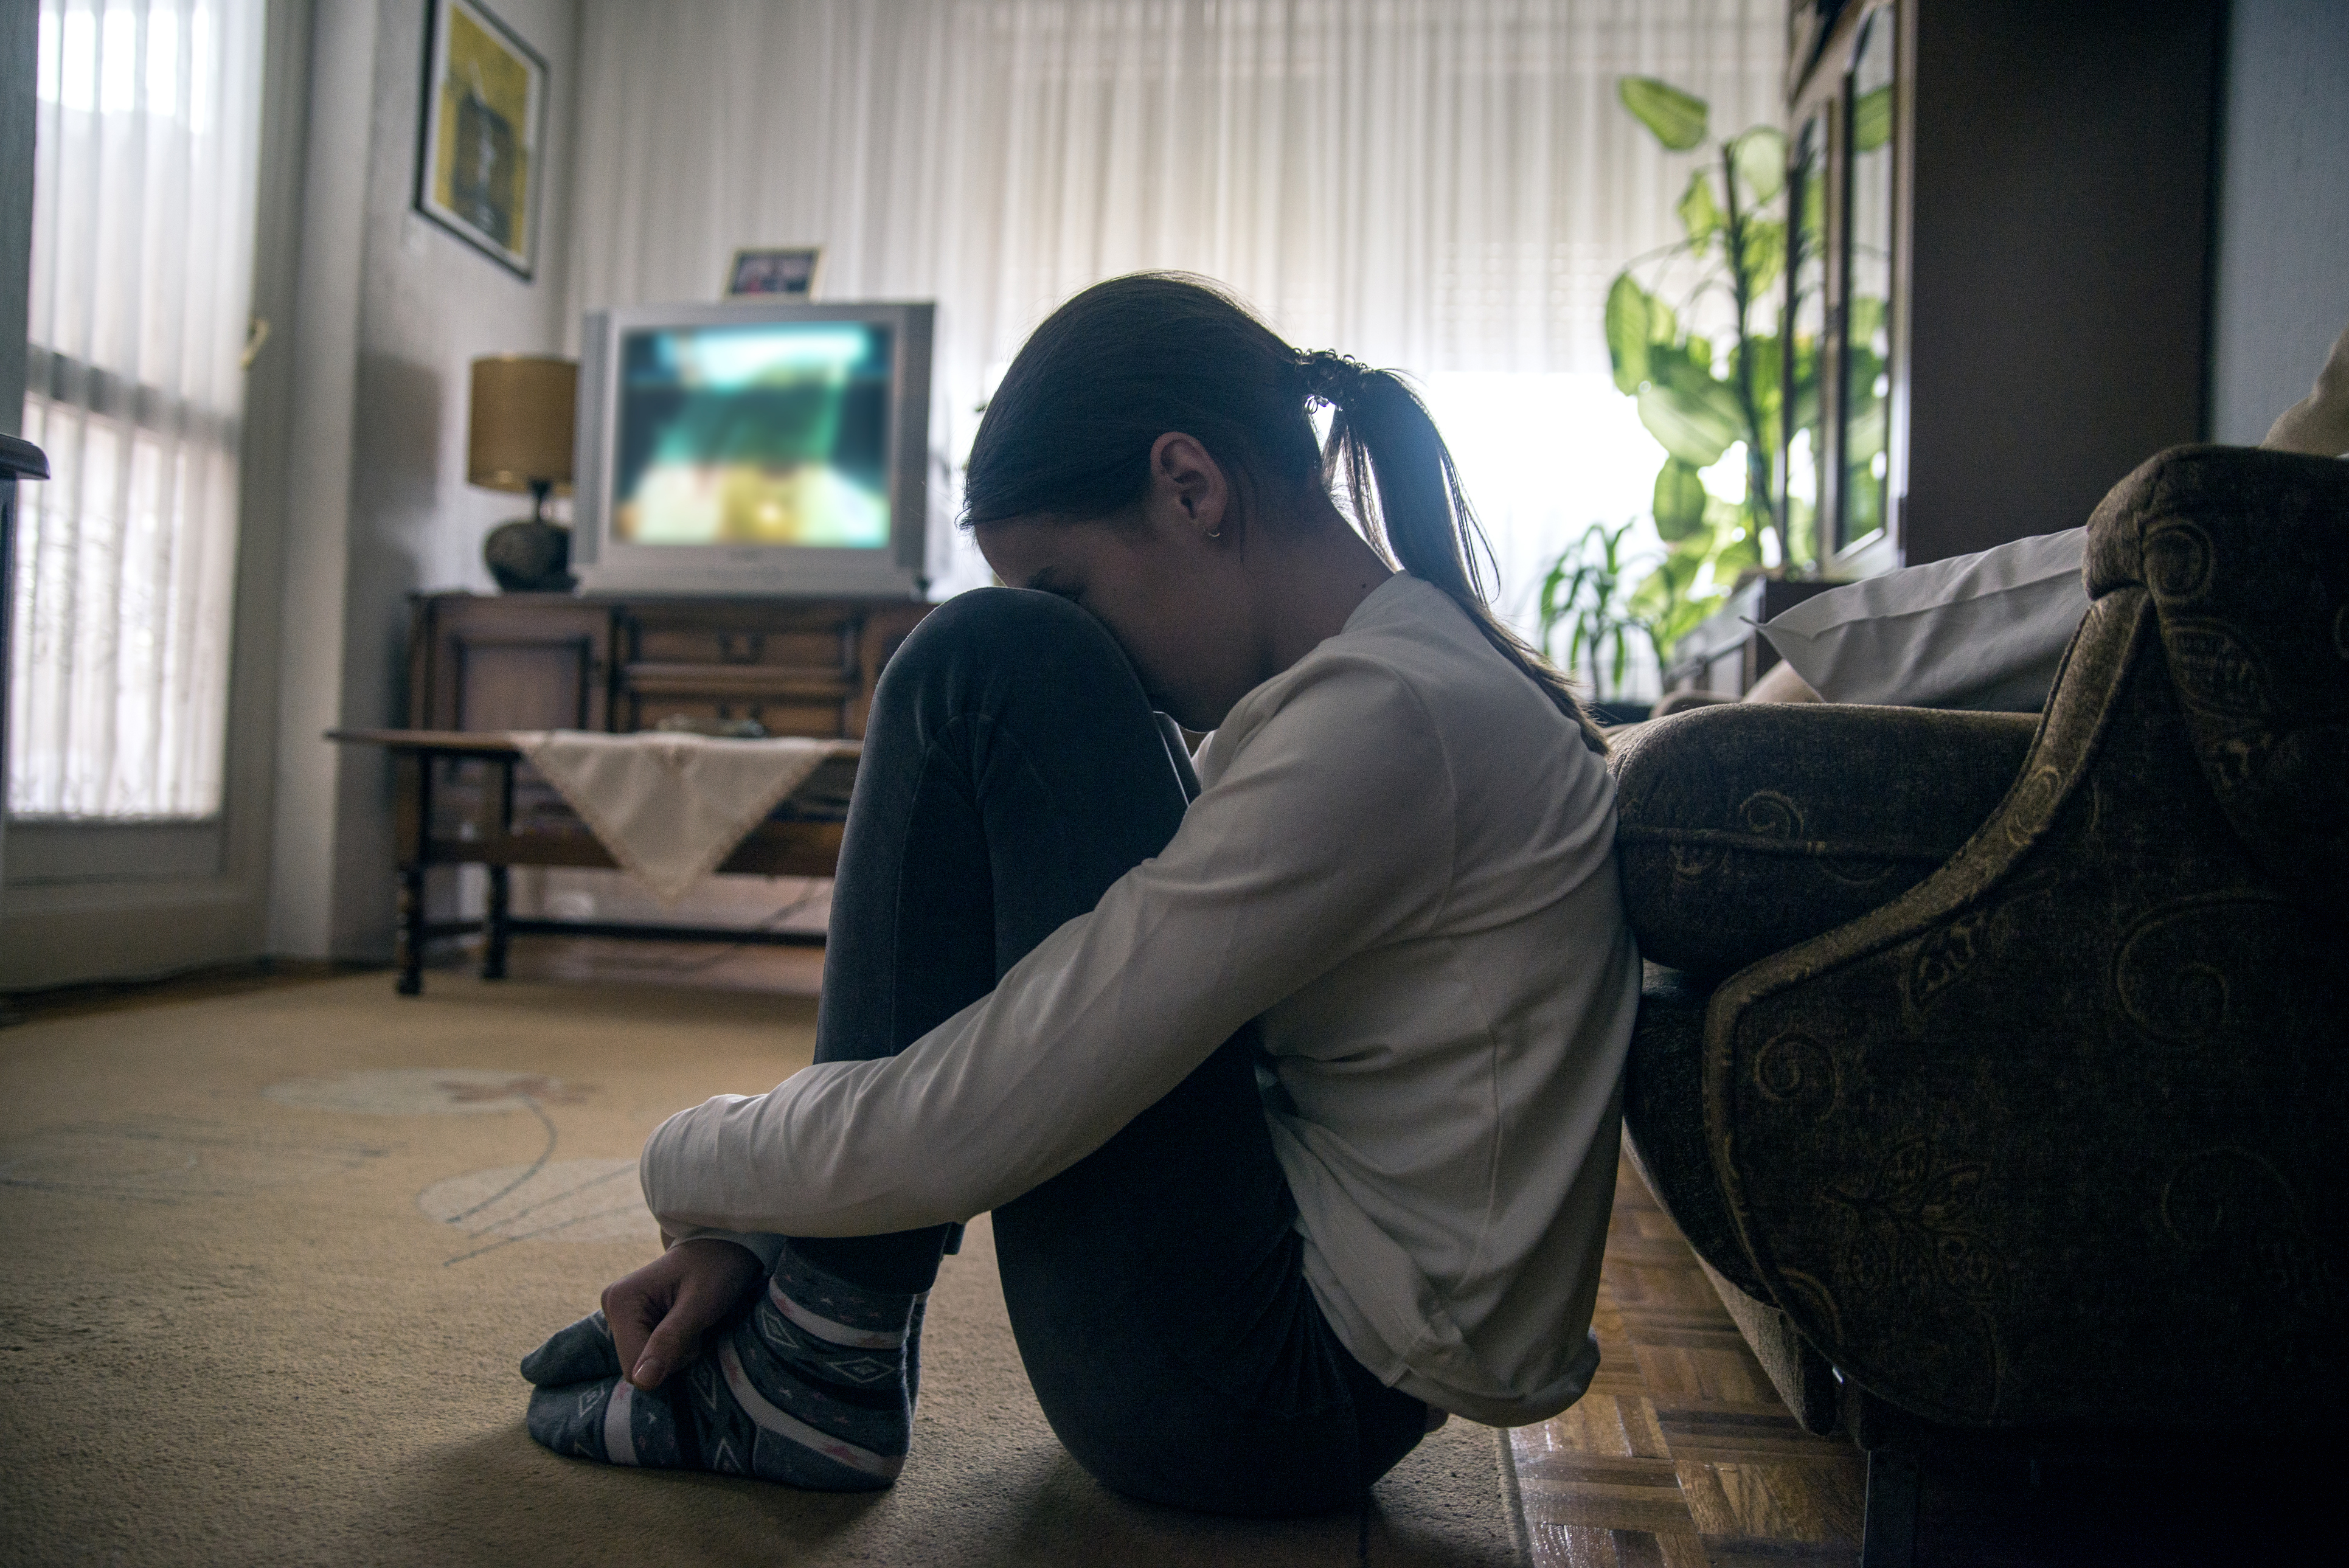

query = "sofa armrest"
[[2086, 445, 2349, 911], [1609, 704, 2037, 981], [1701, 585, 2349, 1431]]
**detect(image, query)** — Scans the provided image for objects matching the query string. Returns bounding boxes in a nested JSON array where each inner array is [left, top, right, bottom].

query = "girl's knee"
[[886, 586, 1132, 692]]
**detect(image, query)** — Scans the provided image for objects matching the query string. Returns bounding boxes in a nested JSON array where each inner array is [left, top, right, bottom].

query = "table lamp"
[[468, 355, 578, 592]]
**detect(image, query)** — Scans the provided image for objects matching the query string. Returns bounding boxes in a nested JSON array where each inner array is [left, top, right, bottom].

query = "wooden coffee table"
[[329, 729, 856, 994]]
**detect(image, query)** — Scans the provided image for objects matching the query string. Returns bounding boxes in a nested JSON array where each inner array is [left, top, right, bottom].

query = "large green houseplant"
[[1601, 77, 1809, 670]]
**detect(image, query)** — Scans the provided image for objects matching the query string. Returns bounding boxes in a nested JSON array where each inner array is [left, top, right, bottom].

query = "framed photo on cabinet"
[[725, 246, 827, 302], [414, 0, 548, 279]]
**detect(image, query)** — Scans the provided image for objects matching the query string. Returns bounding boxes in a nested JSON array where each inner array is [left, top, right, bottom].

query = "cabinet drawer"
[[623, 694, 849, 738], [628, 623, 852, 670], [620, 605, 858, 671], [621, 664, 854, 701], [616, 663, 857, 737]]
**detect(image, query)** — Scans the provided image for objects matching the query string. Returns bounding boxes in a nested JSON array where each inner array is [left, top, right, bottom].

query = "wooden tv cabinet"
[[407, 591, 930, 739], [383, 590, 930, 990]]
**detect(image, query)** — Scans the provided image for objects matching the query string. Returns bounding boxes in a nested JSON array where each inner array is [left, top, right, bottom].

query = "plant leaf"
[[1651, 459, 1709, 542], [1676, 170, 1721, 251], [1619, 77, 1708, 151], [1732, 335, 1783, 451], [1800, 161, 1827, 237], [1653, 347, 1740, 405], [1853, 85, 1893, 153], [1639, 380, 1741, 468], [1605, 274, 1653, 395], [1736, 218, 1787, 300], [1713, 516, 1764, 578], [1630, 549, 1727, 657], [1732, 127, 1788, 204], [1639, 290, 1681, 349]]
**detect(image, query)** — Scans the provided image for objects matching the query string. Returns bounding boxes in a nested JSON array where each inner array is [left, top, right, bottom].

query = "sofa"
[[1606, 446, 2349, 1566]]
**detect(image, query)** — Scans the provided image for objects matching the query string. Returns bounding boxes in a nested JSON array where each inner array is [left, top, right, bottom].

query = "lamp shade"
[[467, 355, 577, 494]]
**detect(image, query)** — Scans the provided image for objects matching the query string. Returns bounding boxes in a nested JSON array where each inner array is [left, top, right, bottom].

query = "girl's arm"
[[638, 656, 1455, 1241]]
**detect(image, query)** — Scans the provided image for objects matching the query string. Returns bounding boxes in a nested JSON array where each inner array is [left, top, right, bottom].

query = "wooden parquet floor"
[[1510, 1158, 1867, 1567]]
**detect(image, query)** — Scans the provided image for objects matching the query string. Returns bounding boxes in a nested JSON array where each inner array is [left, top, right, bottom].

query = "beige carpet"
[[0, 972, 1524, 1566]]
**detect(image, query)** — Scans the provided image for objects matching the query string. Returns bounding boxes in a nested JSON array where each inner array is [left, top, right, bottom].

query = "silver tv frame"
[[572, 299, 934, 597]]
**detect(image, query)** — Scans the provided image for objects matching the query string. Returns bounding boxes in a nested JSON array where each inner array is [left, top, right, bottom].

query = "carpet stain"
[[263, 1066, 595, 1115]]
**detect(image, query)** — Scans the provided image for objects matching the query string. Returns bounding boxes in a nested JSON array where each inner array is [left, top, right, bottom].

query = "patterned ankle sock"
[[521, 1249, 923, 1490], [518, 1308, 623, 1387]]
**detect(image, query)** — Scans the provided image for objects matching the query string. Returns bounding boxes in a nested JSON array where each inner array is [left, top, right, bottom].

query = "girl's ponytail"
[[1303, 352, 1609, 754]]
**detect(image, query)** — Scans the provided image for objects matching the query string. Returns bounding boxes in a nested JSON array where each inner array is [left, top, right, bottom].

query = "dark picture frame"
[[725, 246, 827, 301], [413, 0, 549, 280]]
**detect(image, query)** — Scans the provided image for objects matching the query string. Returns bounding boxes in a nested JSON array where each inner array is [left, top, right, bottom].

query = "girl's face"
[[974, 433, 1271, 731]]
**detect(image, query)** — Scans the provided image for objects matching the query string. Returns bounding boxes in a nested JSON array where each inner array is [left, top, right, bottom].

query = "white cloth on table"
[[510, 730, 850, 904], [639, 575, 1642, 1428]]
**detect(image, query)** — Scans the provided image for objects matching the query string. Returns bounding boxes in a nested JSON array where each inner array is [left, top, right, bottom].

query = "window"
[[1420, 372, 1670, 693], [12, 0, 265, 820]]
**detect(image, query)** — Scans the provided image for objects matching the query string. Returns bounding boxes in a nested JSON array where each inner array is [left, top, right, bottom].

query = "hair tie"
[[1300, 350, 1369, 406]]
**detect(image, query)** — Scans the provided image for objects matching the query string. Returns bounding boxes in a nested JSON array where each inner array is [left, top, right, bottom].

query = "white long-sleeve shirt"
[[641, 574, 1642, 1426]]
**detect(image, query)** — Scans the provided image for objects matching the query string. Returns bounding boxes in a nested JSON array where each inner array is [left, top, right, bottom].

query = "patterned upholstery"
[[1614, 446, 2349, 1436], [1611, 705, 2037, 980], [2084, 446, 2349, 911], [1623, 963, 1844, 1437]]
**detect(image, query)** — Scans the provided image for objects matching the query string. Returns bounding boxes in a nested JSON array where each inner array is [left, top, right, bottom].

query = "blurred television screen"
[[613, 320, 894, 549]]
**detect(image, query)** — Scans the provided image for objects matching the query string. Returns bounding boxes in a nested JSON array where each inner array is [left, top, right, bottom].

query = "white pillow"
[[1758, 529, 2089, 712]]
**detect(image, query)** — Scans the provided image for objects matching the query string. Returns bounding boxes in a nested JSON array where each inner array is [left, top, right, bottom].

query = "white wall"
[[269, 0, 580, 960], [2209, 0, 2349, 445]]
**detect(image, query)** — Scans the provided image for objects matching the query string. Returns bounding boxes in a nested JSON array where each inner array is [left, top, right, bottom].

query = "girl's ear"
[[1148, 432, 1230, 538]]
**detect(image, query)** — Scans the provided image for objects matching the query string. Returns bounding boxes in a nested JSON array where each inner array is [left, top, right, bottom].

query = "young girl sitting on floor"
[[517, 273, 1642, 1516]]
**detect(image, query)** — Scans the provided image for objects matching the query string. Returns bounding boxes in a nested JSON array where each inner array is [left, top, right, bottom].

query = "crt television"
[[572, 300, 934, 596]]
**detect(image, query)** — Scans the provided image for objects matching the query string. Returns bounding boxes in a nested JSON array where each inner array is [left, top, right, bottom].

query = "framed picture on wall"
[[725, 247, 827, 301], [414, 0, 548, 280]]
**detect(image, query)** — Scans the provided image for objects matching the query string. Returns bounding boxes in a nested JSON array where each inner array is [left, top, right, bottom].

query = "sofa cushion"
[[1608, 703, 2038, 980]]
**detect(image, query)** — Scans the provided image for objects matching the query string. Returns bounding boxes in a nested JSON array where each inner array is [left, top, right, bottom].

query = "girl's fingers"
[[628, 1305, 701, 1390], [603, 1268, 674, 1389]]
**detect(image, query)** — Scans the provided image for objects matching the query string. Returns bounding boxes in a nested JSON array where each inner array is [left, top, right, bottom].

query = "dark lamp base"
[[485, 517, 575, 593]]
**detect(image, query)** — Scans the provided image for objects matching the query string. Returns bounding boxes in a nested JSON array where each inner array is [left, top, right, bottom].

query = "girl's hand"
[[601, 1237, 766, 1390]]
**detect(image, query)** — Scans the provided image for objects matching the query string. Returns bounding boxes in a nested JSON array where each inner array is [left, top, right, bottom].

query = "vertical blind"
[[12, 0, 265, 819]]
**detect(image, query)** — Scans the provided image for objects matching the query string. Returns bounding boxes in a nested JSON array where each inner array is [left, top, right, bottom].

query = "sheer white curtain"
[[12, 0, 265, 819], [568, 0, 1780, 630]]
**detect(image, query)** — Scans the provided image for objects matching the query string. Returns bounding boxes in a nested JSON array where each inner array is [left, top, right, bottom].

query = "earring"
[[1205, 526, 1223, 539]]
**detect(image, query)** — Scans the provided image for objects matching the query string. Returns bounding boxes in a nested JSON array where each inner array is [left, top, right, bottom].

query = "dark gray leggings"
[[789, 586, 1428, 1516]]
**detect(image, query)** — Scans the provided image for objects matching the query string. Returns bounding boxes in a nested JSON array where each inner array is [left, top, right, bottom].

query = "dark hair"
[[963, 272, 1607, 753]]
